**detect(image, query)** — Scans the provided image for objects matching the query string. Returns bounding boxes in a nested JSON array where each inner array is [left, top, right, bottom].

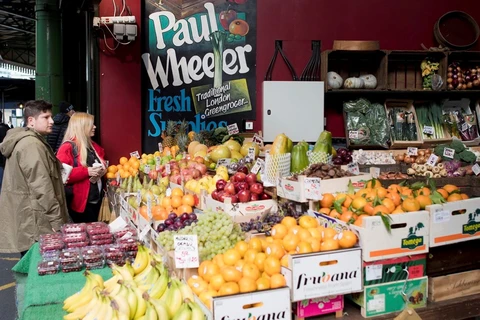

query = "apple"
[[237, 166, 249, 175], [233, 172, 246, 182], [148, 170, 158, 180], [260, 192, 271, 200], [236, 181, 249, 192], [245, 173, 257, 185], [225, 195, 238, 203], [250, 182, 264, 195], [219, 9, 237, 30], [216, 179, 226, 191], [218, 191, 227, 203], [211, 190, 220, 201], [224, 182, 236, 195], [250, 193, 259, 201], [237, 190, 251, 203]]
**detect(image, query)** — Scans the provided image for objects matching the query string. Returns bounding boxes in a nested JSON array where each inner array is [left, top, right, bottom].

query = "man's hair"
[[23, 100, 53, 123]]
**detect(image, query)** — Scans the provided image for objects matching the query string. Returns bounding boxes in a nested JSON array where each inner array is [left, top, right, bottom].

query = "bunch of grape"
[[156, 210, 245, 261]]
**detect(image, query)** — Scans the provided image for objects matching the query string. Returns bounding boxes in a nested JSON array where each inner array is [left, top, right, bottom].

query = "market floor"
[[0, 252, 20, 320]]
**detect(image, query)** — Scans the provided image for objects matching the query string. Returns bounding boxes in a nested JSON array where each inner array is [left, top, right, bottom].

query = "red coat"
[[56, 141, 105, 213]]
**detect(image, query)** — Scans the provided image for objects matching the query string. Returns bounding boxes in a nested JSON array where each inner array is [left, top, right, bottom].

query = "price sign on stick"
[[304, 178, 322, 200], [443, 147, 455, 159], [251, 158, 265, 174], [407, 147, 418, 156], [248, 147, 256, 161], [130, 151, 140, 159], [252, 134, 264, 147], [174, 235, 199, 268], [347, 162, 360, 175], [423, 126, 434, 135], [227, 123, 239, 135], [216, 158, 231, 169], [472, 163, 480, 176], [426, 154, 439, 166]]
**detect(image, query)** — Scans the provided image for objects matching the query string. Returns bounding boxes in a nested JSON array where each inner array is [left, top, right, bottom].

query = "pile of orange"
[[187, 215, 357, 308], [318, 180, 468, 227], [139, 187, 195, 220], [106, 156, 140, 179]]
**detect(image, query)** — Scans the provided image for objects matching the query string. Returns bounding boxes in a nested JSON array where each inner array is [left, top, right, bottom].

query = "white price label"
[[248, 147, 256, 160], [155, 156, 161, 171], [136, 190, 141, 206], [87, 250, 93, 254], [423, 126, 434, 135], [443, 147, 455, 159], [304, 178, 322, 200], [216, 158, 231, 168], [227, 123, 239, 135], [370, 167, 380, 179], [434, 209, 451, 224], [48, 261, 54, 266], [252, 133, 264, 147], [158, 142, 163, 152], [64, 252, 71, 256], [130, 151, 140, 159], [367, 294, 385, 312], [426, 154, 439, 166], [472, 163, 480, 176], [407, 147, 418, 156], [144, 164, 151, 174], [366, 265, 383, 281], [251, 158, 265, 174], [165, 163, 171, 175], [461, 122, 469, 132], [347, 162, 360, 175], [348, 131, 359, 139], [174, 235, 199, 268]]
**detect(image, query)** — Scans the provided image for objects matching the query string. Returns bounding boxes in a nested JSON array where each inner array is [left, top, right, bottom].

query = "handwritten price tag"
[[144, 164, 151, 174], [227, 123, 239, 135], [304, 178, 322, 200], [174, 235, 199, 268], [347, 162, 360, 175], [423, 126, 434, 135], [461, 122, 469, 132], [158, 142, 163, 152], [130, 151, 140, 159], [155, 156, 161, 171], [426, 154, 439, 166], [407, 147, 418, 156], [370, 167, 380, 178], [443, 147, 455, 159], [248, 147, 256, 161], [251, 158, 265, 174], [348, 131, 359, 139], [165, 163, 171, 175], [216, 158, 231, 168], [472, 163, 480, 176], [252, 133, 264, 147]]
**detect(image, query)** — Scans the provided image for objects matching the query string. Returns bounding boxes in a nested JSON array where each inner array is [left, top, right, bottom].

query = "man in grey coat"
[[0, 100, 68, 255]]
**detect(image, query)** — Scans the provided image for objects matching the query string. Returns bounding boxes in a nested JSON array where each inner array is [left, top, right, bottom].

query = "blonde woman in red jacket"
[[56, 112, 107, 223]]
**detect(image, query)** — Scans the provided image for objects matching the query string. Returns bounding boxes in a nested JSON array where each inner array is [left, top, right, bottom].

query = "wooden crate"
[[321, 50, 388, 91], [385, 99, 424, 148], [447, 51, 480, 92], [387, 50, 447, 91], [427, 239, 480, 277], [429, 270, 480, 302]]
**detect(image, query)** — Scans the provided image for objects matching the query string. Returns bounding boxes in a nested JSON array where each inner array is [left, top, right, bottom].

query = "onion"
[[397, 154, 405, 162], [418, 150, 425, 156]]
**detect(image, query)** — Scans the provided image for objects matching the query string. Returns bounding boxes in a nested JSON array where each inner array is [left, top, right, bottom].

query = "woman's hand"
[[88, 166, 104, 177]]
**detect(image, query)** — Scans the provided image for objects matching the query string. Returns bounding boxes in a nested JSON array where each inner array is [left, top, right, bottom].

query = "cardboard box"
[[197, 287, 292, 320], [426, 198, 480, 247], [314, 211, 430, 262], [428, 269, 480, 302], [204, 195, 277, 223], [363, 254, 426, 286], [281, 248, 363, 302], [294, 295, 344, 318], [349, 277, 428, 318], [277, 173, 372, 202]]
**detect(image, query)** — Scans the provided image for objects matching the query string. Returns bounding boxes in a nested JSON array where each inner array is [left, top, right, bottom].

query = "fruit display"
[[434, 140, 477, 163], [377, 171, 410, 180], [352, 150, 396, 165], [167, 158, 208, 185], [407, 160, 478, 178], [447, 61, 480, 90], [62, 246, 204, 320], [141, 187, 195, 221], [156, 212, 198, 233], [288, 163, 354, 180], [420, 59, 441, 90], [395, 148, 433, 164], [211, 170, 271, 203], [333, 147, 353, 165], [157, 210, 245, 261]]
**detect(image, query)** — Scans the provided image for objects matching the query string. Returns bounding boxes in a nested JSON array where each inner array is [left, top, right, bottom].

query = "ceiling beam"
[[0, 9, 35, 22], [0, 23, 34, 35]]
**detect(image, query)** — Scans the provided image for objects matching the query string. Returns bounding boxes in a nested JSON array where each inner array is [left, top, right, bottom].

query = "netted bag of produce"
[[265, 153, 291, 185], [307, 151, 332, 165]]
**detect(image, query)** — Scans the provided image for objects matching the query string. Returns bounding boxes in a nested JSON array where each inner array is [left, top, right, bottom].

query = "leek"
[[209, 31, 228, 88]]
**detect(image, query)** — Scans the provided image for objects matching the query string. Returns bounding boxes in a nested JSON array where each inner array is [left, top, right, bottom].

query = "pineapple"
[[176, 134, 189, 153], [199, 130, 215, 147], [162, 120, 177, 147]]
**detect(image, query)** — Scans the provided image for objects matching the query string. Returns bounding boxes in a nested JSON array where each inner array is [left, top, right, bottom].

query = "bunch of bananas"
[[63, 244, 204, 320]]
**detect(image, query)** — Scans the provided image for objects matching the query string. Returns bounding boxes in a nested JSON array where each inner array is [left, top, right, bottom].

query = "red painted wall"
[[99, 0, 480, 160]]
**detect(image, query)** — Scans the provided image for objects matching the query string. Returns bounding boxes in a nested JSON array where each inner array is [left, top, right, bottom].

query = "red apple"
[[216, 179, 226, 191], [211, 190, 220, 201], [233, 172, 246, 182], [245, 173, 257, 185], [224, 182, 236, 195], [237, 190, 251, 203], [236, 182, 249, 192], [225, 195, 238, 203], [219, 9, 237, 30], [260, 192, 271, 200], [218, 191, 227, 203], [237, 166, 249, 174], [250, 182, 264, 195], [250, 193, 259, 201]]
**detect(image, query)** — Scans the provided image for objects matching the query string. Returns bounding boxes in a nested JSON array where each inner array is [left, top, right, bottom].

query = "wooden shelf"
[[311, 293, 480, 320]]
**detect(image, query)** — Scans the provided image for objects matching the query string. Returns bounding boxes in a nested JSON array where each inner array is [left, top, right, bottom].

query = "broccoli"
[[459, 150, 476, 163]]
